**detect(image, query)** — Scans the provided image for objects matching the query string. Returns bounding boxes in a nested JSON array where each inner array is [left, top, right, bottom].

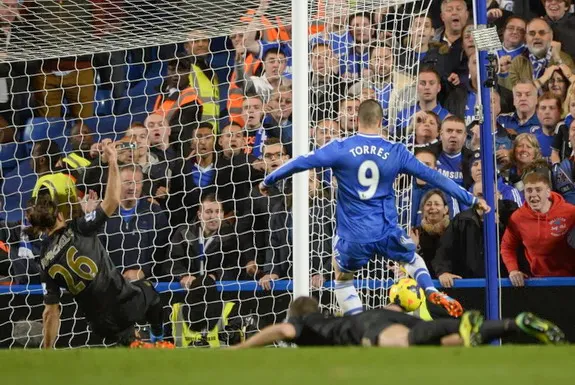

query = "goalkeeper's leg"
[[371, 316, 476, 347], [483, 313, 566, 345], [132, 279, 174, 348]]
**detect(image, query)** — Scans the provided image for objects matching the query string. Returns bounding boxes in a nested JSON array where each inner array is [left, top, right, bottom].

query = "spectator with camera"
[[100, 164, 169, 281]]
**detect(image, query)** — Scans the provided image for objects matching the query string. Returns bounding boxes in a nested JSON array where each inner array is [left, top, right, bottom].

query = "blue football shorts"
[[333, 226, 416, 273]]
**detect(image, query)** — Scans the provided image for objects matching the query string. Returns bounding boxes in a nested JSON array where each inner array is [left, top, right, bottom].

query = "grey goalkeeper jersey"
[[38, 206, 139, 318]]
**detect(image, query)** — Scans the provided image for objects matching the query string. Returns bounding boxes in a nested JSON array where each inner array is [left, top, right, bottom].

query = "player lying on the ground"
[[259, 99, 490, 317], [14, 143, 172, 349], [232, 297, 566, 348]]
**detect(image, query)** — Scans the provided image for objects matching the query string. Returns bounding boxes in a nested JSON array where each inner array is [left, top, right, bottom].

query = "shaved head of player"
[[357, 99, 384, 134]]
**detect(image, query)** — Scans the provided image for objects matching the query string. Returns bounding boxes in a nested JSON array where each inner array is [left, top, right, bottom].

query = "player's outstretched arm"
[[42, 304, 60, 349], [262, 142, 338, 188], [400, 147, 490, 212], [100, 142, 121, 217], [232, 323, 296, 349]]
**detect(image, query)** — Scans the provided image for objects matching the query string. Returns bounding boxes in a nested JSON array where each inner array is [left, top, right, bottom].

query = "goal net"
[[0, 0, 430, 348]]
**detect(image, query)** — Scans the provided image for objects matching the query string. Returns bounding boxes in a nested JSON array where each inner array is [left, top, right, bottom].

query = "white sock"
[[334, 280, 363, 315]]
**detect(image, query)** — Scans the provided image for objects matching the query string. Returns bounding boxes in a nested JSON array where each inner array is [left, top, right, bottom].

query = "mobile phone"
[[116, 142, 136, 150]]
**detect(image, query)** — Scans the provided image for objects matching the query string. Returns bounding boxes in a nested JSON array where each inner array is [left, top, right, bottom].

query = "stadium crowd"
[[1, 0, 575, 343]]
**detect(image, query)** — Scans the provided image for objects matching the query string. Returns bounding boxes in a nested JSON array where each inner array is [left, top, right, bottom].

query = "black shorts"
[[361, 309, 425, 346], [88, 280, 160, 344]]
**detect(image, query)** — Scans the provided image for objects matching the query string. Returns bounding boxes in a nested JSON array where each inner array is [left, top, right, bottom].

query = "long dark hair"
[[26, 188, 82, 236], [26, 192, 59, 236]]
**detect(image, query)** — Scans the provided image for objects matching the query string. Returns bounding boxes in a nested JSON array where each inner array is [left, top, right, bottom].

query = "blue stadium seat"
[[82, 111, 150, 139], [94, 87, 114, 117], [116, 75, 162, 116], [1, 158, 36, 222], [0, 142, 22, 174], [22, 118, 70, 154], [126, 62, 145, 83]]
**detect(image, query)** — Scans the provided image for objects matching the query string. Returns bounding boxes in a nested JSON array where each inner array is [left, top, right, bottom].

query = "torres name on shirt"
[[349, 144, 390, 160]]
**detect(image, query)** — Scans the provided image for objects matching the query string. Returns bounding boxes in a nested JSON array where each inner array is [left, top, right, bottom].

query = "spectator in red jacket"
[[501, 165, 575, 286]]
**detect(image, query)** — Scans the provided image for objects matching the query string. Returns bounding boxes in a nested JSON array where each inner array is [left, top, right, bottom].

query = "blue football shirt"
[[263, 134, 476, 243], [534, 128, 554, 161], [437, 152, 464, 186]]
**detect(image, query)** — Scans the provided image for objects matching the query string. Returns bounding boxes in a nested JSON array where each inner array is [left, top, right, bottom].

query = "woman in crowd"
[[408, 110, 441, 149], [410, 189, 450, 278], [502, 133, 544, 200], [546, 70, 570, 104]]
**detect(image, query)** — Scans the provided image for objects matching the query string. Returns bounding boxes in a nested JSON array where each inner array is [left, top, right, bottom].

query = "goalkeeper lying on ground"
[[1, 142, 172, 349], [233, 297, 566, 348]]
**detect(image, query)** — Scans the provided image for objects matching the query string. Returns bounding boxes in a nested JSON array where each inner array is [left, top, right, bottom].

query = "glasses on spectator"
[[527, 30, 549, 37], [264, 151, 286, 160], [505, 26, 525, 34], [549, 77, 566, 84]]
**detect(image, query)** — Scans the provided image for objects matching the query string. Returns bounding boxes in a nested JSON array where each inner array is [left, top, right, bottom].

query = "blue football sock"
[[149, 332, 163, 343]]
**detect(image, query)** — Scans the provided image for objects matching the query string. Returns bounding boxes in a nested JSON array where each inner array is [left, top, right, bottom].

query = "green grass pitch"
[[3, 347, 575, 384]]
